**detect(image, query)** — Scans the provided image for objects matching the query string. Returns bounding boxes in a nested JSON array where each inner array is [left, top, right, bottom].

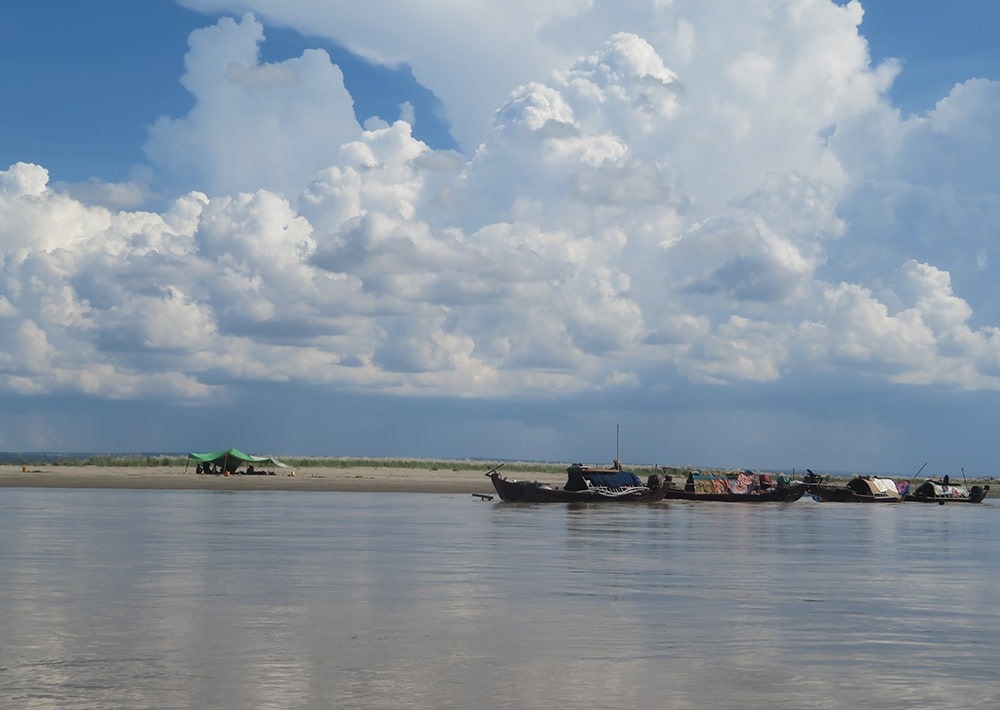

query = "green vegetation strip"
[[7, 454, 678, 477]]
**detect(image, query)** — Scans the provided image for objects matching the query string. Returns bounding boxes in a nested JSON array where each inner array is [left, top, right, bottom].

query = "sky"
[[2, 0, 999, 475]]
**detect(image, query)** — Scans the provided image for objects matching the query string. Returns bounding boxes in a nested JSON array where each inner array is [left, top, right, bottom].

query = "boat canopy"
[[688, 471, 775, 495], [566, 465, 642, 491], [847, 476, 900, 497], [187, 448, 288, 470], [915, 481, 968, 498]]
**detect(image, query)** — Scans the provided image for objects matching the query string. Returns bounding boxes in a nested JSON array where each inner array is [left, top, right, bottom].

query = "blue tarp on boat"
[[582, 470, 642, 488], [566, 465, 643, 490]]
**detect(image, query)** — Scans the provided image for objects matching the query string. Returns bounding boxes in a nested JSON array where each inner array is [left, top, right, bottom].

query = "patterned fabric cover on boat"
[[688, 472, 771, 495], [915, 481, 969, 498]]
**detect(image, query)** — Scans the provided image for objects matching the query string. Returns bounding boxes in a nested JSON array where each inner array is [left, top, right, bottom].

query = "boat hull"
[[905, 481, 989, 504], [663, 483, 808, 503], [487, 472, 666, 503], [809, 486, 902, 503], [809, 475, 904, 503]]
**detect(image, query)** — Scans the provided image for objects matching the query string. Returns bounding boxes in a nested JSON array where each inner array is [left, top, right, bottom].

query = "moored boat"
[[486, 463, 666, 503], [663, 470, 808, 503], [905, 478, 989, 504], [809, 475, 903, 503]]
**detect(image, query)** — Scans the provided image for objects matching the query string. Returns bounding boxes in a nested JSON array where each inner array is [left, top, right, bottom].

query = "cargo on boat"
[[664, 470, 807, 503], [809, 475, 903, 503], [905, 478, 989, 504]]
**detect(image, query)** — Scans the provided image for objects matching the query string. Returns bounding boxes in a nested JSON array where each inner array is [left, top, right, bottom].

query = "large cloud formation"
[[2, 1, 999, 465]]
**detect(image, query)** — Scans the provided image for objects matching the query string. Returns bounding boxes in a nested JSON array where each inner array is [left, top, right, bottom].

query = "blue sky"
[[5, 0, 996, 185], [0, 1, 455, 184], [2, 1, 1000, 476]]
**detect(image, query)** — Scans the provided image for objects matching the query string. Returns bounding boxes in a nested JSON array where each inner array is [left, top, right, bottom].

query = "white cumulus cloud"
[[145, 13, 362, 198]]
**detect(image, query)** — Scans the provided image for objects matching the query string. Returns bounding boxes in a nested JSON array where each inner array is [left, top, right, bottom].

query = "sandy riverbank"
[[6, 464, 967, 495], [0, 464, 566, 494]]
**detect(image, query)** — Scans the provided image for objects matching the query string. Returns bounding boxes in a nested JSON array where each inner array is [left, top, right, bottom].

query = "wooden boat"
[[663, 470, 808, 503], [809, 475, 903, 503], [904, 478, 990, 504], [485, 463, 667, 503]]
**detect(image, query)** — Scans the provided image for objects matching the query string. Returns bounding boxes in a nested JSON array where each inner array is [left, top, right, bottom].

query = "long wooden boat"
[[904, 478, 990, 504], [809, 475, 903, 503], [486, 463, 667, 503], [663, 470, 808, 503]]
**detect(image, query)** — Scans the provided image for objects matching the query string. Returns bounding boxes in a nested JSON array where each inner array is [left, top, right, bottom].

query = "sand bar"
[[0, 464, 567, 494]]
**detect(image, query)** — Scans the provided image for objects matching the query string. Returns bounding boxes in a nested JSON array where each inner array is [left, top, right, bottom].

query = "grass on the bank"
[[11, 453, 579, 475], [16, 453, 681, 477]]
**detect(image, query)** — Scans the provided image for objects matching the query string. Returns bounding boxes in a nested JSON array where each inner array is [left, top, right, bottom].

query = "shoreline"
[[0, 464, 561, 494], [2, 464, 986, 495]]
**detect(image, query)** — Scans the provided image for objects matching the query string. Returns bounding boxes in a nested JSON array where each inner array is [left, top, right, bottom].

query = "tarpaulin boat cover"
[[849, 477, 900, 497], [566, 466, 642, 490], [870, 477, 899, 496], [581, 470, 642, 488], [915, 481, 968, 498]]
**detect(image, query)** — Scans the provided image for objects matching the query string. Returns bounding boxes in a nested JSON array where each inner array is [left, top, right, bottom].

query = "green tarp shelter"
[[186, 448, 288, 474]]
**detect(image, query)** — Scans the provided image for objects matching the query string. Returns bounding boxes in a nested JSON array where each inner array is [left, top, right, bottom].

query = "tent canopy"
[[187, 448, 288, 469]]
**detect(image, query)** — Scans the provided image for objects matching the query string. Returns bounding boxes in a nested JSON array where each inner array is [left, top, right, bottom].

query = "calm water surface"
[[0, 489, 997, 709]]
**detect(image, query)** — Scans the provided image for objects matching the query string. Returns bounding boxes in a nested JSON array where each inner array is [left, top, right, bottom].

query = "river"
[[0, 489, 996, 709]]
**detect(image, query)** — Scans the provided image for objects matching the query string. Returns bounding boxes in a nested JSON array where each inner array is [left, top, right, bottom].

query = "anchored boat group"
[[484, 462, 989, 505]]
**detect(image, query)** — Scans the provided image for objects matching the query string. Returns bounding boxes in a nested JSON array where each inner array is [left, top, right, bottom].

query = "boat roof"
[[567, 465, 642, 488], [849, 476, 900, 496]]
